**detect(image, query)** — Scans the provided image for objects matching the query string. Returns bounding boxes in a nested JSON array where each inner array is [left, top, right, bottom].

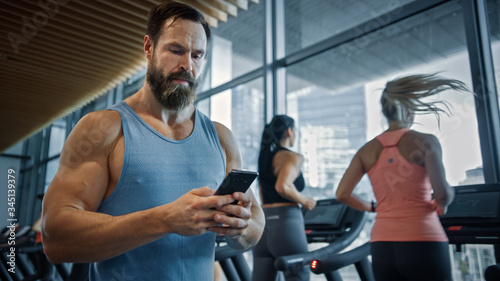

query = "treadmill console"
[[440, 183, 500, 245], [303, 198, 362, 243]]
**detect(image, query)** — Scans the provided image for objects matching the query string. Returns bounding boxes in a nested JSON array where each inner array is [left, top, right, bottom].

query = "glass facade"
[[197, 78, 265, 197], [205, 2, 264, 88], [287, 0, 482, 203], [487, 0, 500, 112], [3, 1, 499, 280], [284, 0, 416, 55], [48, 119, 67, 158]]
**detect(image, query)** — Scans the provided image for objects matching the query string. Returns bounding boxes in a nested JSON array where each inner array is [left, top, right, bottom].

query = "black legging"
[[252, 206, 310, 281], [371, 241, 453, 281]]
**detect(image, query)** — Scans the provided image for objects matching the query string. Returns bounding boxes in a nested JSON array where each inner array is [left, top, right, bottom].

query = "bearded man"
[[41, 3, 264, 280]]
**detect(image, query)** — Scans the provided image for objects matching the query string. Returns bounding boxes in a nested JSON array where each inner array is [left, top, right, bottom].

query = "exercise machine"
[[275, 198, 374, 280], [440, 183, 500, 281], [215, 235, 252, 281], [0, 223, 89, 281]]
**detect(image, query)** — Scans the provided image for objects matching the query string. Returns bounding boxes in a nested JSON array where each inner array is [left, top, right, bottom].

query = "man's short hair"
[[146, 2, 211, 47]]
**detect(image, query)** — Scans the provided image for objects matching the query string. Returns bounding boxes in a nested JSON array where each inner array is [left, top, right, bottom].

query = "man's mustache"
[[166, 71, 196, 85]]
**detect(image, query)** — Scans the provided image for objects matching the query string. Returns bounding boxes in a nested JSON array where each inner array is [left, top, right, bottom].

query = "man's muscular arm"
[[209, 122, 265, 250], [41, 111, 235, 264]]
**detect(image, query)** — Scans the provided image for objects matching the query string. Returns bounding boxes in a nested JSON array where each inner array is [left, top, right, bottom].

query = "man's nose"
[[179, 54, 193, 72]]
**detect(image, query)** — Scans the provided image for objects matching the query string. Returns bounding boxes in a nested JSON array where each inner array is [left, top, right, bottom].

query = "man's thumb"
[[191, 186, 215, 197]]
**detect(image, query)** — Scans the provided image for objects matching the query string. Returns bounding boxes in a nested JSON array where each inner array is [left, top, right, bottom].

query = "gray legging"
[[252, 206, 310, 281]]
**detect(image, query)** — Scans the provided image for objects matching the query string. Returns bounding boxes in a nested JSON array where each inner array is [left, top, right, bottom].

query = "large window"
[[202, 3, 264, 89], [287, 0, 481, 200], [197, 78, 265, 195], [487, 0, 500, 111], [44, 158, 59, 192], [285, 1, 488, 280], [284, 0, 415, 55], [48, 119, 67, 158]]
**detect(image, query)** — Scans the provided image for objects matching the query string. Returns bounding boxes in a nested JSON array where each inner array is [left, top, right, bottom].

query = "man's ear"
[[144, 35, 153, 60]]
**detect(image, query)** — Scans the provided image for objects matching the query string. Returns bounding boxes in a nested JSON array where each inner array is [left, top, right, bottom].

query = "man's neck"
[[123, 85, 196, 140], [127, 85, 195, 124]]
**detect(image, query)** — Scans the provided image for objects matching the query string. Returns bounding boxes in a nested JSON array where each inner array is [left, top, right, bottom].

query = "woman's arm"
[[274, 151, 316, 210], [336, 150, 372, 212], [422, 134, 454, 214]]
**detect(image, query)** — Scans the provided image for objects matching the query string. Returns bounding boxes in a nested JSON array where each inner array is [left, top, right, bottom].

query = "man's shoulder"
[[211, 120, 228, 132], [68, 110, 123, 148], [78, 110, 122, 132], [211, 121, 236, 145], [60, 110, 123, 168]]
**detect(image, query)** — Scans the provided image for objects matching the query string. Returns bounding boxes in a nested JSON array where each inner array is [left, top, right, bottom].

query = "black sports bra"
[[259, 148, 306, 204]]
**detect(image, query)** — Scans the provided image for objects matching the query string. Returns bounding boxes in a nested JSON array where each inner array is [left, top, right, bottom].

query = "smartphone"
[[214, 169, 258, 204]]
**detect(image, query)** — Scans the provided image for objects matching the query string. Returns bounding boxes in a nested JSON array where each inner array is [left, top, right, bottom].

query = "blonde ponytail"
[[381, 73, 468, 125]]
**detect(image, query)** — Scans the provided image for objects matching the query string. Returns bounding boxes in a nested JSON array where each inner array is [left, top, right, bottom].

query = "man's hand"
[[207, 191, 252, 237], [164, 187, 235, 236]]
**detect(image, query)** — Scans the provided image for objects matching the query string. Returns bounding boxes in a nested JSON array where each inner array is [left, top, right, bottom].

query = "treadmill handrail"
[[215, 244, 251, 261]]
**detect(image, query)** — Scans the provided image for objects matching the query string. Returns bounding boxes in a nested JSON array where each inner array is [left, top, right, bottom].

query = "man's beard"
[[146, 59, 199, 111]]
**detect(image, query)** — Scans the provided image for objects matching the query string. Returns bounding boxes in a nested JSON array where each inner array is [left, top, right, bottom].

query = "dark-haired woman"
[[336, 74, 468, 281], [252, 115, 316, 281]]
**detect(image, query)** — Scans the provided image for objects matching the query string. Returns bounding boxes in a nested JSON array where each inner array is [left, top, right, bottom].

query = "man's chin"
[[154, 84, 197, 111]]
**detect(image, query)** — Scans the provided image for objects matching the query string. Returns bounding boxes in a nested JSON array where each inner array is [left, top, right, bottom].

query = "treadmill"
[[215, 235, 252, 281], [440, 183, 500, 247], [440, 183, 500, 280], [275, 198, 374, 281]]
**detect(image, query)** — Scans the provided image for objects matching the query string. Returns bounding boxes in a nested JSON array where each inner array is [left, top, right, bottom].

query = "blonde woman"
[[336, 74, 468, 281]]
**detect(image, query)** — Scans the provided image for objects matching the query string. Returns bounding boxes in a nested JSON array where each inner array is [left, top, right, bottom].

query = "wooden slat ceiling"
[[0, 0, 257, 153]]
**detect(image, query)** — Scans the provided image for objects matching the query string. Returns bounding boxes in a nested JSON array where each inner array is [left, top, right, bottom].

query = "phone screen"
[[214, 169, 258, 203]]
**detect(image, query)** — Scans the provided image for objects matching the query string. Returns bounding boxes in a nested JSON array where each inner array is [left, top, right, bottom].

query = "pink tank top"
[[368, 129, 448, 242]]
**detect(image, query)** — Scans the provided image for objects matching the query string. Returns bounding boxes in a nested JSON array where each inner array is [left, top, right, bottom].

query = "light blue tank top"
[[89, 101, 226, 281]]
